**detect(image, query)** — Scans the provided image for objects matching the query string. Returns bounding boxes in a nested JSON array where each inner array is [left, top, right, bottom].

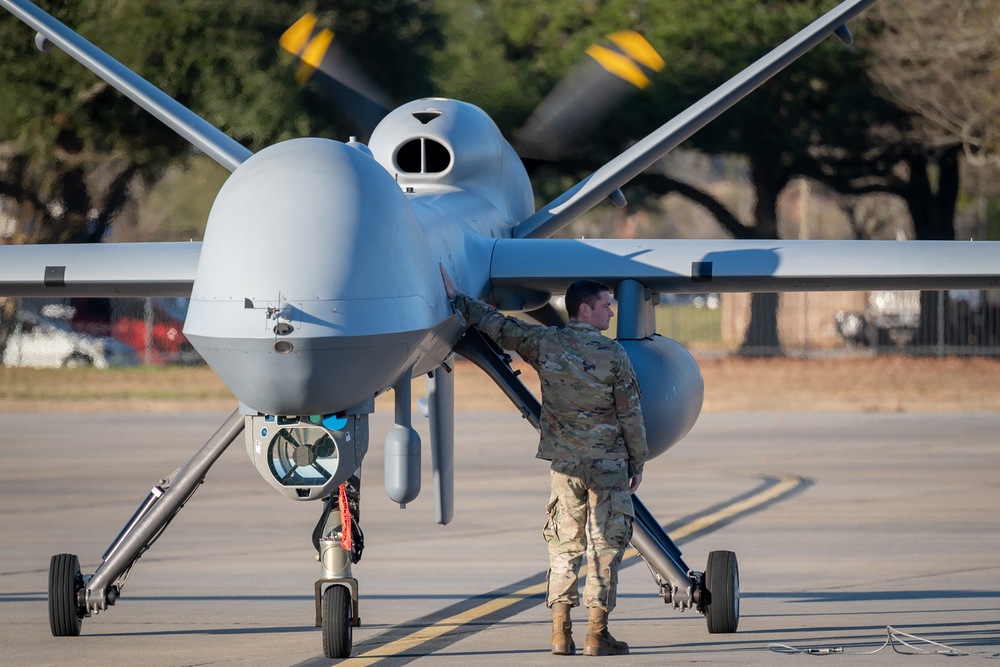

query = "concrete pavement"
[[1, 410, 998, 665]]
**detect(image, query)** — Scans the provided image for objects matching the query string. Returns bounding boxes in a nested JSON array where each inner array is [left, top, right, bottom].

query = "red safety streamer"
[[338, 483, 352, 552]]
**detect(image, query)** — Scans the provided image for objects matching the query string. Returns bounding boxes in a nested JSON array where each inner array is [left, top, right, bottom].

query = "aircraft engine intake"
[[618, 336, 704, 459]]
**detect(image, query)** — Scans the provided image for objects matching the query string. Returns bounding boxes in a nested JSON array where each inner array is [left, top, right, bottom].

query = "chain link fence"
[[2, 297, 201, 368], [5, 291, 1000, 370], [658, 290, 1000, 357]]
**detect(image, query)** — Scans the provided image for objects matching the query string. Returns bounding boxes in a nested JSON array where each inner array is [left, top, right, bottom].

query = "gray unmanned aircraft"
[[2, 0, 1000, 659]]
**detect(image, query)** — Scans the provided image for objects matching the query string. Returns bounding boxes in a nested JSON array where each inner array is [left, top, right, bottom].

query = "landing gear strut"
[[312, 476, 364, 659], [631, 495, 740, 632], [46, 411, 245, 636], [46, 408, 372, 659]]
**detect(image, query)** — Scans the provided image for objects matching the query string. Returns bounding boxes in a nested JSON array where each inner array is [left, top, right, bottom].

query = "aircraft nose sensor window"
[[395, 138, 451, 174]]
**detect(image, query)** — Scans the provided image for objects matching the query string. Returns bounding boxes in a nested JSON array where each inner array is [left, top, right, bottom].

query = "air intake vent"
[[412, 111, 441, 124], [395, 138, 452, 174]]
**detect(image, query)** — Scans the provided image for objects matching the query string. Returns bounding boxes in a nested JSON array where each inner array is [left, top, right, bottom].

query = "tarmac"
[[1, 409, 998, 665]]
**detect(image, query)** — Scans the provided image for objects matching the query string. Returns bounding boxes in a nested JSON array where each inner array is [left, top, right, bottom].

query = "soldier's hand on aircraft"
[[629, 472, 642, 494], [439, 263, 458, 299]]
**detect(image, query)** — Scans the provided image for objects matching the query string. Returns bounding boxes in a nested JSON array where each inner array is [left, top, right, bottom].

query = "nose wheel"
[[703, 550, 740, 633], [49, 553, 85, 637], [321, 584, 354, 659]]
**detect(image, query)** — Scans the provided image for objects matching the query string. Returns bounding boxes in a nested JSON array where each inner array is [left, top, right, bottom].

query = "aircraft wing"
[[0, 242, 200, 297], [489, 238, 1000, 294]]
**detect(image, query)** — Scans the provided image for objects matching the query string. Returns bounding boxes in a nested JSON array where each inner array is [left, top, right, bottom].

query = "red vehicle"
[[70, 298, 201, 365]]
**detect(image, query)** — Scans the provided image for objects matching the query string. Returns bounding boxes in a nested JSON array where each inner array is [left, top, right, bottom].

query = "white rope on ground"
[[768, 625, 1000, 658]]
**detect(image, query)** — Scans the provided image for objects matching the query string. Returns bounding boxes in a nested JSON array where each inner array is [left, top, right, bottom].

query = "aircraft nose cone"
[[184, 138, 441, 414]]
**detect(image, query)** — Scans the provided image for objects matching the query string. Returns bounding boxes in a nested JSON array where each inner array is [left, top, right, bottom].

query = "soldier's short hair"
[[566, 280, 610, 319]]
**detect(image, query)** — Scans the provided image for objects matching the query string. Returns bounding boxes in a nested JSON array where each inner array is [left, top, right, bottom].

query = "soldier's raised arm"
[[439, 264, 544, 365]]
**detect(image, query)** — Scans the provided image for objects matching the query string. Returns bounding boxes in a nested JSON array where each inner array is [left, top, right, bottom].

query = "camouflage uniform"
[[452, 293, 647, 611]]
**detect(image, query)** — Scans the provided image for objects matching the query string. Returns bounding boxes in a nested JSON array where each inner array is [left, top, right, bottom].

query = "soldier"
[[440, 265, 647, 656]]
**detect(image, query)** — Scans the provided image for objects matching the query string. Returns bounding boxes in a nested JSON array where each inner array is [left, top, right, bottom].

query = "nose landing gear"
[[312, 477, 365, 659]]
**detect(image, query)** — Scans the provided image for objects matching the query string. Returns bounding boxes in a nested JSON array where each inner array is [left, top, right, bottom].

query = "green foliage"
[[655, 304, 722, 346], [0, 0, 964, 246], [427, 0, 913, 229], [134, 154, 229, 242], [989, 198, 1000, 241], [0, 0, 441, 242]]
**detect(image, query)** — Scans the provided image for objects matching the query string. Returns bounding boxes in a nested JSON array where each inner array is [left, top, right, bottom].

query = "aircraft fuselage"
[[184, 100, 531, 416]]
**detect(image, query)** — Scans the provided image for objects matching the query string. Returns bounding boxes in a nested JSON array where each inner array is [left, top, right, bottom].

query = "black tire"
[[704, 550, 739, 633], [64, 353, 93, 369], [49, 553, 84, 637], [321, 585, 353, 659]]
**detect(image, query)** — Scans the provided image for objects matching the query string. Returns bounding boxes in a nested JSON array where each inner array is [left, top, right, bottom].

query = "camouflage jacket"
[[452, 293, 648, 475]]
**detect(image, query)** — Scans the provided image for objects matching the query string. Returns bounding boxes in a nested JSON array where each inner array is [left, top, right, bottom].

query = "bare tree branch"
[[868, 0, 1000, 165]]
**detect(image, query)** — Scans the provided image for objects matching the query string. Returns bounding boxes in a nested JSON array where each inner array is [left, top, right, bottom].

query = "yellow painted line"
[[670, 474, 800, 540], [348, 585, 547, 664], [348, 474, 803, 664]]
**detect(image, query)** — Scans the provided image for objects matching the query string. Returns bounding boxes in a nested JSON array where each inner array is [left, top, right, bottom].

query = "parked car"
[[70, 297, 201, 365], [2, 308, 139, 369], [660, 293, 720, 309], [835, 290, 921, 348]]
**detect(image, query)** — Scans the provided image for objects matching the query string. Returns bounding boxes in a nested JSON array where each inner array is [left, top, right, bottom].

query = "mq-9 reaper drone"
[[3, 0, 1000, 659]]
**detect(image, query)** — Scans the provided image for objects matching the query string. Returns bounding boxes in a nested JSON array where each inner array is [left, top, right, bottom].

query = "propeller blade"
[[280, 12, 392, 134], [515, 31, 665, 162]]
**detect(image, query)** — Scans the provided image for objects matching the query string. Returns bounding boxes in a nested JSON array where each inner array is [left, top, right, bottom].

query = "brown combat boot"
[[550, 602, 575, 655], [583, 607, 629, 656]]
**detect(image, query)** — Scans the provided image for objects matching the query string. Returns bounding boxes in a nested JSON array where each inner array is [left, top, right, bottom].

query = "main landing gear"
[[704, 550, 740, 633], [47, 411, 246, 638], [632, 495, 740, 633]]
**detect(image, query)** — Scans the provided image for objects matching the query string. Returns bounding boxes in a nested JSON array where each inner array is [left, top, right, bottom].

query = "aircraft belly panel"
[[188, 330, 423, 415]]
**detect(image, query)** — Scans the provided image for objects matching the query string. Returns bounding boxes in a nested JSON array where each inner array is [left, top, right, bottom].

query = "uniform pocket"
[[590, 487, 634, 550], [609, 487, 635, 519], [542, 496, 558, 543]]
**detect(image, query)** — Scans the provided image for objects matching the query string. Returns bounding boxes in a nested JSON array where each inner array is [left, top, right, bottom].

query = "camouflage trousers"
[[543, 458, 634, 612]]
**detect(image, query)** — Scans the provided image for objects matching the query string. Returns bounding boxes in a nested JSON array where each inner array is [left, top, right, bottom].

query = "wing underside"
[[489, 238, 1000, 294], [0, 242, 200, 297]]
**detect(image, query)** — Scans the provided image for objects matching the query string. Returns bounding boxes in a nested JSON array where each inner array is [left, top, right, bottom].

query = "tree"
[[854, 1, 1000, 344], [444, 1, 989, 353], [0, 0, 441, 244], [867, 0, 1000, 167], [625, 1, 914, 354]]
